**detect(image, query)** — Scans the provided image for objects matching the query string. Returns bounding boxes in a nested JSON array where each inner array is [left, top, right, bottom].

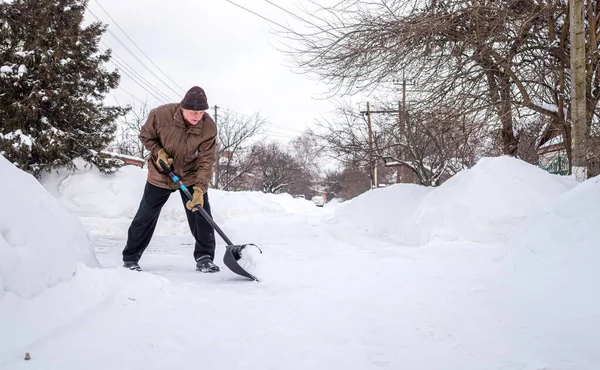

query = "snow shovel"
[[159, 159, 262, 281]]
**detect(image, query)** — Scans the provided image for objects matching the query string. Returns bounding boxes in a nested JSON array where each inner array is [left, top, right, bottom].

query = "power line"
[[266, 123, 305, 134], [86, 6, 181, 101], [112, 91, 144, 106], [91, 0, 185, 95], [102, 44, 173, 103], [84, 8, 173, 104], [103, 47, 171, 103], [106, 56, 169, 104], [263, 0, 323, 30], [216, 106, 308, 135], [223, 0, 291, 31], [264, 0, 337, 37], [109, 60, 169, 103]]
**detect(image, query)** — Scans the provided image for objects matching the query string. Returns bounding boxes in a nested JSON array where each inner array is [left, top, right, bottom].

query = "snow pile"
[[333, 157, 577, 245], [40, 160, 317, 236], [41, 160, 146, 219], [512, 175, 600, 313], [324, 198, 344, 208], [0, 264, 171, 357], [509, 175, 600, 363], [235, 244, 264, 281], [211, 190, 317, 220], [0, 155, 98, 299], [332, 183, 431, 244]]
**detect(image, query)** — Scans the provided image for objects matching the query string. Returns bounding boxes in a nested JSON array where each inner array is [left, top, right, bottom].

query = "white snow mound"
[[334, 156, 577, 245], [0, 155, 98, 299], [235, 244, 264, 281], [40, 161, 318, 236], [512, 175, 600, 310]]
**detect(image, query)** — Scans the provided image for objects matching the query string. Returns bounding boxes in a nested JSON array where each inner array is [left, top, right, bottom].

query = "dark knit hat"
[[181, 86, 209, 111]]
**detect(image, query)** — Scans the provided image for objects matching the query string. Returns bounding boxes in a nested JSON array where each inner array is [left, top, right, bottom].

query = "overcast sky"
[[84, 0, 342, 142]]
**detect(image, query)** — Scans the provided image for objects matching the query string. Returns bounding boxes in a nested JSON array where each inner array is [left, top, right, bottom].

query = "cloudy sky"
[[84, 0, 341, 142]]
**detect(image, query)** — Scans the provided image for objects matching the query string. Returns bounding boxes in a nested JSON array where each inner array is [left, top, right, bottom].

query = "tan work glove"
[[186, 186, 204, 211], [156, 148, 173, 171]]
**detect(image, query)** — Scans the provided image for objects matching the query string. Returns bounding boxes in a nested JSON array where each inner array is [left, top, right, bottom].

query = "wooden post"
[[570, 0, 587, 180], [366, 102, 377, 188]]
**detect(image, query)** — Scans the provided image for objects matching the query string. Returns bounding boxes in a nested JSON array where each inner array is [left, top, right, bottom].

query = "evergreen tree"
[[0, 0, 128, 176]]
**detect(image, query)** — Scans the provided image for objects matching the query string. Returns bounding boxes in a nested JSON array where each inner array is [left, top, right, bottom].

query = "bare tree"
[[284, 0, 600, 174], [316, 101, 484, 186], [380, 104, 484, 185], [213, 110, 265, 190], [322, 169, 344, 200], [534, 0, 600, 175], [283, 0, 552, 156], [315, 102, 374, 170], [289, 129, 327, 182], [340, 165, 371, 200], [112, 100, 150, 163], [251, 142, 309, 194]]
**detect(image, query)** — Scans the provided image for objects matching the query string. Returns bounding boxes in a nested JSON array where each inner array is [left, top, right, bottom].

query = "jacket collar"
[[173, 105, 204, 134]]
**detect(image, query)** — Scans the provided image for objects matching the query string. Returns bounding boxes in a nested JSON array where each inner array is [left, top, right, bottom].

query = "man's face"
[[182, 108, 205, 125]]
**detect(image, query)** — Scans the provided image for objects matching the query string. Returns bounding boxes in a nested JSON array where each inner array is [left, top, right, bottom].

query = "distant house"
[[536, 124, 569, 175], [100, 151, 145, 167], [536, 123, 600, 176]]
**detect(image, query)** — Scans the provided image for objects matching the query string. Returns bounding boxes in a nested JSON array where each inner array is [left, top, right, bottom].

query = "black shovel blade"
[[223, 244, 262, 282]]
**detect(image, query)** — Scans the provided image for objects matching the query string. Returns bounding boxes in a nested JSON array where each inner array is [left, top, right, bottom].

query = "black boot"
[[124, 261, 142, 272], [196, 256, 220, 273]]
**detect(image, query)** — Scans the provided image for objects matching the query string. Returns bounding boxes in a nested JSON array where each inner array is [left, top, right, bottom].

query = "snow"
[[0, 65, 12, 75], [510, 176, 600, 365], [235, 244, 264, 280], [100, 150, 144, 162], [0, 154, 599, 369], [334, 156, 577, 245], [40, 159, 317, 236], [17, 64, 27, 77], [14, 51, 32, 58], [0, 155, 97, 300], [532, 99, 559, 113], [539, 135, 563, 149], [0, 130, 33, 149]]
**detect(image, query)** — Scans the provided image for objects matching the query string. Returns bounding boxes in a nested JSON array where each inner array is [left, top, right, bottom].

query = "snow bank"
[[0, 156, 98, 299], [333, 157, 577, 245], [324, 198, 344, 208], [40, 160, 317, 236], [510, 175, 600, 363], [332, 183, 431, 244], [0, 264, 171, 357], [211, 190, 317, 220], [512, 175, 600, 311]]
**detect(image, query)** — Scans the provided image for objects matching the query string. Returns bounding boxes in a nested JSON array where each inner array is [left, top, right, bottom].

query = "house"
[[536, 124, 569, 175], [100, 151, 145, 167], [536, 123, 600, 176]]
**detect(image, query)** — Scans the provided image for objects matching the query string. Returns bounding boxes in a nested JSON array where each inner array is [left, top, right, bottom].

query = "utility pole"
[[401, 74, 407, 130], [361, 72, 415, 186], [398, 74, 411, 183], [361, 102, 403, 187], [213, 105, 220, 188], [213, 105, 219, 125], [366, 102, 377, 189], [570, 0, 587, 180]]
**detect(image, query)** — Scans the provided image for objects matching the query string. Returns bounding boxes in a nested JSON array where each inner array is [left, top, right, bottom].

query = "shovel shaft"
[[159, 160, 234, 246]]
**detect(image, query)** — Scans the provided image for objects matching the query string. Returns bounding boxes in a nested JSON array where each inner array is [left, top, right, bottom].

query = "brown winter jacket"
[[140, 103, 216, 192]]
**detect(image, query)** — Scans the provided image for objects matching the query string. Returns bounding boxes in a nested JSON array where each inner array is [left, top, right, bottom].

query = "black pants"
[[122, 182, 216, 263]]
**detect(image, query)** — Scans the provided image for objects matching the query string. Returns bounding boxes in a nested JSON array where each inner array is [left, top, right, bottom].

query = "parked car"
[[311, 195, 325, 207], [293, 194, 306, 199]]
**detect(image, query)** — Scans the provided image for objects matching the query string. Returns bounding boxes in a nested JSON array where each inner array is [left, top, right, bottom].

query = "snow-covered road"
[[3, 209, 546, 370]]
